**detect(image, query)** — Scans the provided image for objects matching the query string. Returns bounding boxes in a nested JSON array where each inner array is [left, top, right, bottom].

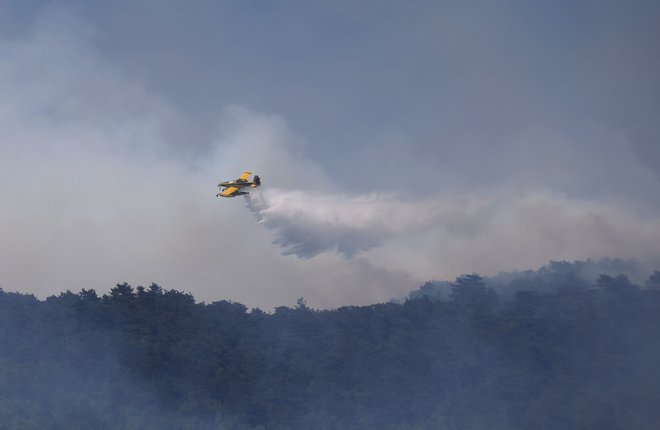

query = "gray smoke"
[[245, 188, 475, 258], [246, 186, 660, 285]]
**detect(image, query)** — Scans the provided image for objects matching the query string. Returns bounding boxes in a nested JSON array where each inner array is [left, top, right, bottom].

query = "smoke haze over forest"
[[2, 261, 660, 429], [2, 3, 660, 428]]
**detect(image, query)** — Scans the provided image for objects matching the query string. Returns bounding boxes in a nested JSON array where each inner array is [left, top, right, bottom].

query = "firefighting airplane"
[[216, 171, 261, 197]]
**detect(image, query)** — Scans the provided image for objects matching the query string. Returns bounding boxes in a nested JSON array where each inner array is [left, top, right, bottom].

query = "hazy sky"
[[1, 1, 659, 309]]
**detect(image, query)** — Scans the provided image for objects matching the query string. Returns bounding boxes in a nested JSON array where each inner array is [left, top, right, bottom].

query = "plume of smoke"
[[245, 188, 487, 258], [245, 185, 660, 285]]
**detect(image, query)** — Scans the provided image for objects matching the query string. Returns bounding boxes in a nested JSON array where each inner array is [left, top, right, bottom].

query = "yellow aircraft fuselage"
[[217, 171, 261, 198]]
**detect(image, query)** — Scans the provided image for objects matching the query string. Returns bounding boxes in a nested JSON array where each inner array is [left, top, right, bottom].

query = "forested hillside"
[[2, 267, 660, 429]]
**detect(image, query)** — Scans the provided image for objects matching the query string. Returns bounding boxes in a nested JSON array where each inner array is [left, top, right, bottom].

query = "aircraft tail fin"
[[253, 175, 261, 187]]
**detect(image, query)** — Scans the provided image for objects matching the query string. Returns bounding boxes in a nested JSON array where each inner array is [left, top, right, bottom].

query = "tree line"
[[1, 266, 660, 429]]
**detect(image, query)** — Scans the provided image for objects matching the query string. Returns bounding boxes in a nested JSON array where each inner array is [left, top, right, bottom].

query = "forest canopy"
[[1, 261, 660, 429]]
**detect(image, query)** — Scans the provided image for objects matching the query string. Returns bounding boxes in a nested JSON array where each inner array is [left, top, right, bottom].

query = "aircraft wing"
[[219, 186, 239, 197], [238, 171, 252, 181]]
